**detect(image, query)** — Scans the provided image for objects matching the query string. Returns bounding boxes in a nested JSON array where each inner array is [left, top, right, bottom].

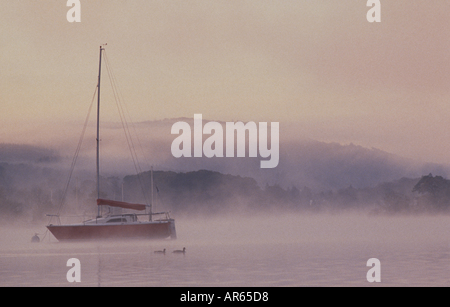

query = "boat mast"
[[150, 166, 153, 221], [96, 45, 105, 218]]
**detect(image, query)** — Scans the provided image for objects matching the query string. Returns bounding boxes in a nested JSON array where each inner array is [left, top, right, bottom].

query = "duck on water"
[[173, 247, 186, 254]]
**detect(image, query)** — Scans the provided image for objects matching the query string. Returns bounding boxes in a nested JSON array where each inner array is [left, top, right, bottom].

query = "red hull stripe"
[[47, 222, 172, 241]]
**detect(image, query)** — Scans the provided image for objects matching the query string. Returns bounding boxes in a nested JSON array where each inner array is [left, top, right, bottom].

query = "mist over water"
[[1, 212, 450, 286]]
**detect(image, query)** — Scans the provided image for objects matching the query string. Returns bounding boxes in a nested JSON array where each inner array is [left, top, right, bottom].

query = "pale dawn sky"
[[1, 1, 449, 164]]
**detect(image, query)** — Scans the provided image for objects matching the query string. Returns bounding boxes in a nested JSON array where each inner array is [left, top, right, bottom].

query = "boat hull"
[[47, 220, 176, 241]]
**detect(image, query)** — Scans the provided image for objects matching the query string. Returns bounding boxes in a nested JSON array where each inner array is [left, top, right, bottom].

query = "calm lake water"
[[1, 213, 450, 287]]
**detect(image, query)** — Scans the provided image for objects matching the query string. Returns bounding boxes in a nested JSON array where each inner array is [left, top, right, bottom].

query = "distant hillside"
[[0, 159, 449, 220], [0, 143, 60, 164], [2, 117, 450, 220], [123, 119, 450, 191], [123, 170, 450, 215], [3, 118, 449, 192], [275, 139, 450, 191], [123, 170, 266, 214]]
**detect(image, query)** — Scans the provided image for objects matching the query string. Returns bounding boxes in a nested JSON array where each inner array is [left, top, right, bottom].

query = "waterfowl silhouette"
[[173, 247, 186, 254], [154, 248, 166, 254]]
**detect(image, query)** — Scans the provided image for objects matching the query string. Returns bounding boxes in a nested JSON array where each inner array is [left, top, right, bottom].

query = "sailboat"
[[46, 46, 176, 241]]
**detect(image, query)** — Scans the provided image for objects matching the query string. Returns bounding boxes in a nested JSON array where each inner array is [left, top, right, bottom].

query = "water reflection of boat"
[[46, 46, 176, 241]]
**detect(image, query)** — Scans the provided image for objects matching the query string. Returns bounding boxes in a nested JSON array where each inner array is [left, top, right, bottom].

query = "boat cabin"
[[83, 214, 138, 225]]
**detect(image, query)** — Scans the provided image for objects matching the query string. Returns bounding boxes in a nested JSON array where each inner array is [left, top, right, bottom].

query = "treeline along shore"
[[1, 158, 449, 223]]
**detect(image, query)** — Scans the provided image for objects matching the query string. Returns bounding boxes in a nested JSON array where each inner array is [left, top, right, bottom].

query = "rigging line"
[[102, 51, 150, 206], [100, 52, 151, 172], [106, 60, 152, 173], [54, 86, 97, 218], [114, 81, 152, 172], [104, 66, 150, 208], [104, 52, 151, 174], [102, 54, 156, 212], [103, 52, 152, 178], [115, 76, 153, 184], [123, 101, 152, 172], [103, 51, 142, 177]]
